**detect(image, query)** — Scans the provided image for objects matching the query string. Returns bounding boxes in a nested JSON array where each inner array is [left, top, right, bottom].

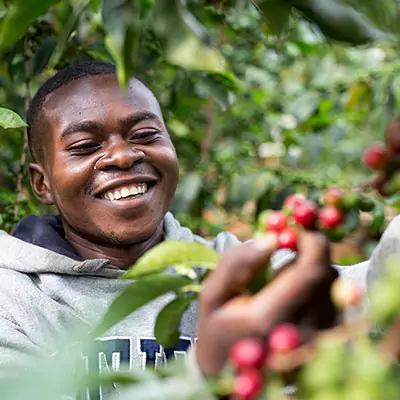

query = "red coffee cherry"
[[362, 144, 388, 170], [293, 200, 318, 228], [319, 206, 344, 229], [268, 323, 302, 353], [232, 368, 264, 400], [322, 187, 343, 206], [277, 227, 298, 250], [265, 211, 287, 232], [283, 193, 306, 213], [229, 338, 266, 370]]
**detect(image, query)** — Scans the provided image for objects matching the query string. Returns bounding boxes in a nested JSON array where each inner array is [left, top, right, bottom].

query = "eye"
[[130, 130, 160, 142], [69, 142, 101, 154]]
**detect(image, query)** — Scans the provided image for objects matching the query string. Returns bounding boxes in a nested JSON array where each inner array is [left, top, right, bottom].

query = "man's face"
[[37, 75, 179, 245]]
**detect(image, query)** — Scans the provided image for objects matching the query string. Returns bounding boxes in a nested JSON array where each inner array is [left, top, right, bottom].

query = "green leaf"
[[0, 0, 61, 52], [30, 37, 57, 76], [171, 172, 203, 214], [90, 274, 191, 338], [286, 91, 320, 122], [227, 172, 278, 209], [153, 0, 225, 72], [91, 0, 101, 12], [194, 75, 234, 110], [0, 108, 27, 129], [291, 0, 390, 45], [369, 197, 385, 233], [257, 0, 292, 35], [341, 207, 360, 233], [122, 241, 219, 279], [47, 0, 91, 70], [102, 0, 141, 88], [154, 295, 196, 347]]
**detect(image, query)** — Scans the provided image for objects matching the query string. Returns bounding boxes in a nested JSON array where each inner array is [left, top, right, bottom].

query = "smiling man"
[[0, 62, 340, 390], [27, 64, 179, 267]]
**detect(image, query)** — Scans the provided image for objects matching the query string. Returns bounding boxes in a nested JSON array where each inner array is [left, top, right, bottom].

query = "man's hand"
[[196, 232, 338, 376]]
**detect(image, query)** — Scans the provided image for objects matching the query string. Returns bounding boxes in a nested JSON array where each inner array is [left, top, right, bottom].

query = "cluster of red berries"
[[262, 188, 374, 250], [363, 118, 400, 196], [229, 324, 302, 400]]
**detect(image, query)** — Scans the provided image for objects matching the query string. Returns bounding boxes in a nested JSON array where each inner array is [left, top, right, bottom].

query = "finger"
[[270, 232, 332, 282], [248, 234, 334, 333], [293, 268, 339, 331], [295, 231, 331, 276], [199, 234, 278, 314]]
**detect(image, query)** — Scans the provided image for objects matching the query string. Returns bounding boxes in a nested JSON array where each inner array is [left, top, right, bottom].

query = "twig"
[[355, 172, 384, 192], [12, 34, 30, 232], [201, 96, 215, 162]]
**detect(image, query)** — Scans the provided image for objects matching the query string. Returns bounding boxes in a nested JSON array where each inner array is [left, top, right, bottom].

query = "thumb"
[[200, 234, 278, 313]]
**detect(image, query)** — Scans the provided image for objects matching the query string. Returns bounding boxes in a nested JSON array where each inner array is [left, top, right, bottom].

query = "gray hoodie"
[[0, 212, 244, 370], [0, 211, 393, 375]]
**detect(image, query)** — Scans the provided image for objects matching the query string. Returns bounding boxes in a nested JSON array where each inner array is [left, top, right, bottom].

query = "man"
[[0, 61, 338, 383]]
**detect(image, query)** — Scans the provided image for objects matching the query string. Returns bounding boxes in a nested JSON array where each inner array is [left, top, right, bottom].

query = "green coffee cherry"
[[342, 192, 360, 209], [358, 195, 375, 212]]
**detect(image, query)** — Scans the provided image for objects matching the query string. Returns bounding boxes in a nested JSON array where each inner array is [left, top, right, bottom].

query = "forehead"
[[42, 75, 162, 136]]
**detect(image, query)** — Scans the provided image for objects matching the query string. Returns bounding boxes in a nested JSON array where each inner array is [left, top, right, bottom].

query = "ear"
[[28, 163, 54, 205]]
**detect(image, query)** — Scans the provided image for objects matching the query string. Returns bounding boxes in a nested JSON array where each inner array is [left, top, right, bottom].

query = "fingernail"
[[252, 233, 278, 251]]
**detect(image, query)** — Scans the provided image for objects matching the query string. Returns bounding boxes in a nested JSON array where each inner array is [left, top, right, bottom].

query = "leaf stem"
[[201, 96, 215, 162], [179, 284, 203, 294]]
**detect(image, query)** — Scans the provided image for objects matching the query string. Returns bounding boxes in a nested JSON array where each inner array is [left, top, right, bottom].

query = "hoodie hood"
[[13, 214, 82, 261], [367, 214, 400, 287], [0, 212, 240, 278]]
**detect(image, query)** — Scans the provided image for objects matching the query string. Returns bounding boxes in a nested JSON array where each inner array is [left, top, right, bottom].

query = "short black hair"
[[27, 61, 152, 163]]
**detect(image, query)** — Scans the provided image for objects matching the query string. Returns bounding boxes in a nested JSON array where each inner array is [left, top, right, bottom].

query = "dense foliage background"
[[3, 2, 400, 400], [1, 0, 400, 263]]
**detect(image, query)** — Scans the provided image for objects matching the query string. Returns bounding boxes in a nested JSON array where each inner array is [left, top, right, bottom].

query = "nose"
[[95, 136, 144, 170]]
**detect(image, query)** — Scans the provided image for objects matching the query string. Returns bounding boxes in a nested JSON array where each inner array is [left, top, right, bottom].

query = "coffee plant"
[[2, 1, 400, 399]]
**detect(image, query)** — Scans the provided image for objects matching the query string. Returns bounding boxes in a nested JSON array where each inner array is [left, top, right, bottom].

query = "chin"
[[104, 225, 161, 246]]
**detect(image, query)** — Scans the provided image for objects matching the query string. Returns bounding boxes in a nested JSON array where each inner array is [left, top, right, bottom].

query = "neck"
[[63, 222, 164, 269]]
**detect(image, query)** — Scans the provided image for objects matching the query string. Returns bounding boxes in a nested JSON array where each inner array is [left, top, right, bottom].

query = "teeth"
[[121, 187, 130, 197], [102, 182, 149, 201], [130, 186, 138, 196]]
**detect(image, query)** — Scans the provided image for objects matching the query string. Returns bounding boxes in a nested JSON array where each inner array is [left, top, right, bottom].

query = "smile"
[[101, 183, 148, 201]]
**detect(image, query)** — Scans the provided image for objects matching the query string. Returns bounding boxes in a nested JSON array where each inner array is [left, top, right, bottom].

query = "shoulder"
[[164, 212, 242, 255], [193, 231, 242, 255], [335, 261, 370, 289], [367, 215, 400, 286]]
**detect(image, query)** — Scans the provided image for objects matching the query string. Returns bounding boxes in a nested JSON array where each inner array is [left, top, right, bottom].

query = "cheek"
[[158, 145, 179, 178], [50, 158, 93, 203]]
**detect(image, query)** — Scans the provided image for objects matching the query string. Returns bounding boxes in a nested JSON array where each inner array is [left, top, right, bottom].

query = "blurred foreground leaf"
[[122, 241, 219, 279], [153, 0, 226, 72], [91, 274, 191, 338], [291, 0, 391, 45], [257, 0, 292, 35], [102, 0, 141, 88], [0, 0, 61, 52], [155, 295, 196, 347]]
